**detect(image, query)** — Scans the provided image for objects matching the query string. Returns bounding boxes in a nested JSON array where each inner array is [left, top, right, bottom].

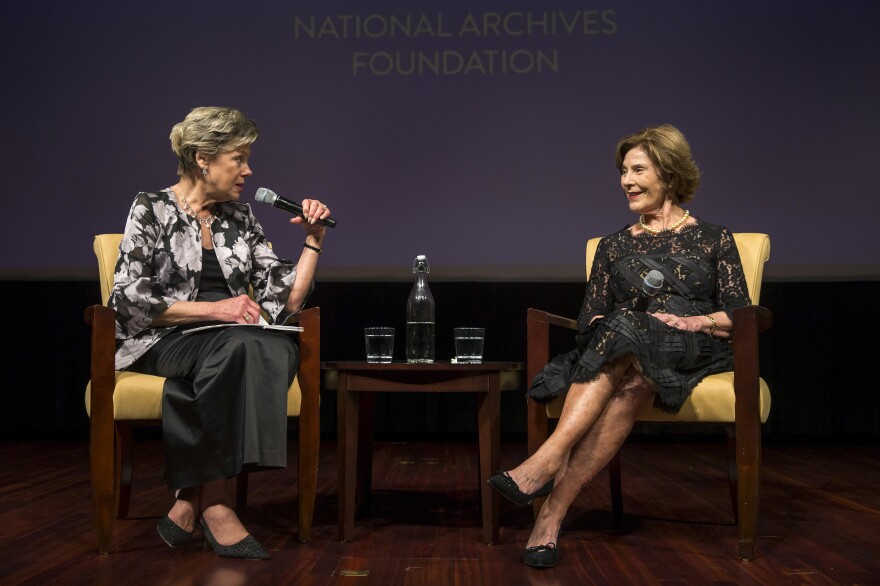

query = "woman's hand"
[[211, 294, 263, 324], [650, 313, 704, 333], [290, 198, 331, 243], [150, 294, 263, 326], [650, 312, 731, 339]]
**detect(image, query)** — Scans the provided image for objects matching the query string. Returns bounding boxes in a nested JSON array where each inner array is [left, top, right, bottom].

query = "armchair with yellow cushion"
[[526, 233, 771, 560], [84, 233, 321, 554]]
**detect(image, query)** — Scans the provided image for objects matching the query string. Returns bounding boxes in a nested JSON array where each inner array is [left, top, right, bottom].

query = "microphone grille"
[[254, 187, 277, 204], [644, 269, 664, 290]]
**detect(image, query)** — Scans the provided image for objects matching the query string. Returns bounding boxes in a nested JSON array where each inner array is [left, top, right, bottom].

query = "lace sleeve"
[[577, 237, 614, 331], [715, 228, 751, 318]]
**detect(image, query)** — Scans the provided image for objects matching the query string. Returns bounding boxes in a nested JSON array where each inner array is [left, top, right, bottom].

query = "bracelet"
[[705, 314, 717, 336], [303, 242, 322, 254]]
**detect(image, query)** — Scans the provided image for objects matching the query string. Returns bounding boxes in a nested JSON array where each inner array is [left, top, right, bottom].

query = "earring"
[[201, 168, 207, 178]]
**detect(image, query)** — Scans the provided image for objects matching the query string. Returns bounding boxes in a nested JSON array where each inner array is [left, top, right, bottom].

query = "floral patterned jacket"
[[109, 188, 310, 370]]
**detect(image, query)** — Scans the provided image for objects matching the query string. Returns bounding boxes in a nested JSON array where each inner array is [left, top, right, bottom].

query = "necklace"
[[639, 209, 690, 235], [176, 191, 216, 226]]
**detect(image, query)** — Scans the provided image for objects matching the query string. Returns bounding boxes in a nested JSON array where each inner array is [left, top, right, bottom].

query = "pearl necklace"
[[178, 194, 216, 226], [639, 209, 690, 235]]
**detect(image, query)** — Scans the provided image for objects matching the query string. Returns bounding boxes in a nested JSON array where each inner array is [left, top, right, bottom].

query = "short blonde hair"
[[615, 124, 700, 203], [169, 106, 259, 177]]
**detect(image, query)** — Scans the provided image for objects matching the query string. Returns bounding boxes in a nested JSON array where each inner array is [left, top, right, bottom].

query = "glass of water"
[[454, 327, 485, 363], [364, 327, 394, 363]]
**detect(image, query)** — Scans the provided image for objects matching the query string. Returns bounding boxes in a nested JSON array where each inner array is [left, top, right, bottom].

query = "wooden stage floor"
[[1, 439, 877, 585]]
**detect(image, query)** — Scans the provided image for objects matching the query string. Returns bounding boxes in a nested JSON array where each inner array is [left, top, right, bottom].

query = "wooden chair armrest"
[[526, 308, 577, 383], [84, 305, 117, 422], [732, 304, 772, 334], [731, 304, 772, 385], [731, 304, 772, 405], [526, 308, 578, 458], [296, 307, 321, 402], [527, 307, 579, 331], [731, 304, 772, 448]]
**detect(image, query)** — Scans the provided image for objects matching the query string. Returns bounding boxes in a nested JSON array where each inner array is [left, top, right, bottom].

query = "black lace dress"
[[527, 218, 750, 413]]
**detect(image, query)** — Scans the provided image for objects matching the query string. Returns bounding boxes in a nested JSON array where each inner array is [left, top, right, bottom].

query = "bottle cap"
[[412, 255, 430, 273]]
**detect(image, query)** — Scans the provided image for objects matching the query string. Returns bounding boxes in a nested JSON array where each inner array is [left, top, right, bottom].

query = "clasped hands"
[[651, 313, 729, 338], [590, 312, 725, 338], [650, 313, 703, 332]]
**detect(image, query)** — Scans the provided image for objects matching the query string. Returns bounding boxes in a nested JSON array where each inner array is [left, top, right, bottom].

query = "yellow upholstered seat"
[[527, 233, 772, 560], [85, 372, 165, 420], [86, 368, 306, 421], [84, 234, 320, 553]]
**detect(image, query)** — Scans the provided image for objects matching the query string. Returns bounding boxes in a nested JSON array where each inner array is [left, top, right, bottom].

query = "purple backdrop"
[[4, 1, 878, 280]]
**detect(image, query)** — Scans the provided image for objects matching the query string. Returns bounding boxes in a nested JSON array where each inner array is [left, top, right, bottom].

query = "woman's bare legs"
[[525, 366, 654, 548], [506, 356, 638, 495]]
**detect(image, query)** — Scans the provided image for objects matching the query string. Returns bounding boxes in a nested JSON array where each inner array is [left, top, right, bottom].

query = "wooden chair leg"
[[91, 421, 116, 554], [296, 307, 321, 543], [298, 402, 319, 543], [116, 424, 133, 520], [725, 424, 739, 523], [527, 398, 549, 518], [235, 473, 249, 512], [609, 451, 623, 526], [736, 420, 761, 560]]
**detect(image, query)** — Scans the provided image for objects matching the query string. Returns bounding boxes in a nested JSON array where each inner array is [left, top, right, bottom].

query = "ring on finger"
[[244, 314, 251, 322]]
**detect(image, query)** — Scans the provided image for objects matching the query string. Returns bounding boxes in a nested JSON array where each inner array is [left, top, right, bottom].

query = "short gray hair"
[[169, 106, 259, 177]]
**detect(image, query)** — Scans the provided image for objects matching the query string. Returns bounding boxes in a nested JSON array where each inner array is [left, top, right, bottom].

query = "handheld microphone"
[[632, 270, 664, 311], [254, 187, 337, 228]]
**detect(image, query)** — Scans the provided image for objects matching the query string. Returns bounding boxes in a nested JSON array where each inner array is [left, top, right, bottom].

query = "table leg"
[[477, 374, 501, 544], [337, 374, 359, 542], [357, 392, 375, 515]]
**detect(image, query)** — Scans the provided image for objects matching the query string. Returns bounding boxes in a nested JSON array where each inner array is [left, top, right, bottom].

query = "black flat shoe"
[[487, 471, 554, 506], [521, 541, 559, 568], [157, 515, 194, 547], [199, 518, 270, 560]]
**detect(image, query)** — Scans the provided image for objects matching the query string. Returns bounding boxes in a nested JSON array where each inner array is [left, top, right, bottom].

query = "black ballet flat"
[[521, 541, 559, 568], [199, 518, 270, 560], [157, 515, 194, 547], [487, 471, 554, 506]]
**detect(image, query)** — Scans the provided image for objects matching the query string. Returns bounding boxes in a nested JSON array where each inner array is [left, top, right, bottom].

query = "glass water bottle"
[[406, 255, 435, 363]]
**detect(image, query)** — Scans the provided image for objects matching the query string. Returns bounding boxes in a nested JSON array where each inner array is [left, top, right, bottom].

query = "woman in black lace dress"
[[488, 124, 750, 568]]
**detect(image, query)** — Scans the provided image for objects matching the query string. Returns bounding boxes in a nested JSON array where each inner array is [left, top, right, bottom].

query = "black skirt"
[[127, 326, 299, 489]]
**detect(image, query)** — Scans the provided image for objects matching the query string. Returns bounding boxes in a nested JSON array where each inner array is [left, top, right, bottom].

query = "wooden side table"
[[323, 361, 524, 544]]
